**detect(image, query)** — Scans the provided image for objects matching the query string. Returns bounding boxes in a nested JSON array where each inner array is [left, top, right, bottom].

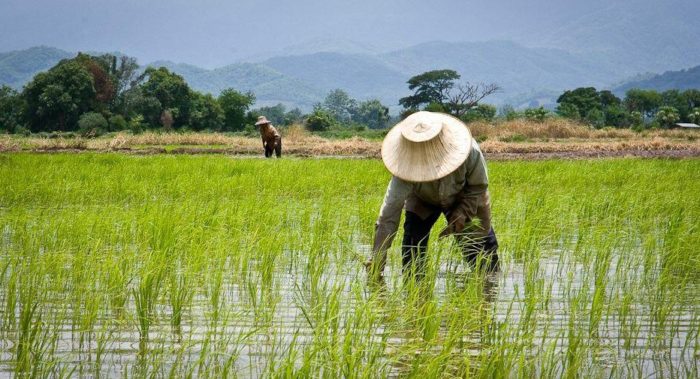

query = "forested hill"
[[614, 66, 700, 95], [0, 46, 71, 88], [2, 44, 700, 111]]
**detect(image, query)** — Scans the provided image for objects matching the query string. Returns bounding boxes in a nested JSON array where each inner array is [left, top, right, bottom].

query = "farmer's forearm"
[[369, 222, 398, 273]]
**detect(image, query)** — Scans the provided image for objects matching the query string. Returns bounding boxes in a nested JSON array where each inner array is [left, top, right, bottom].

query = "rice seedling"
[[0, 153, 698, 377]]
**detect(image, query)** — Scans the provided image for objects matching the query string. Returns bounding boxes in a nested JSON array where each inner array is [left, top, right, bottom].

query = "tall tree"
[[218, 88, 255, 131], [354, 99, 390, 129], [446, 83, 500, 117], [140, 67, 192, 128], [556, 87, 602, 118], [22, 60, 96, 132], [399, 69, 460, 111], [106, 55, 145, 116], [322, 89, 357, 123], [0, 86, 26, 133], [624, 89, 662, 119], [399, 69, 499, 117], [189, 92, 224, 131]]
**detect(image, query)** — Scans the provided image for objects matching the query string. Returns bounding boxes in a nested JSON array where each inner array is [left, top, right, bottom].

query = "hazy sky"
[[0, 0, 687, 67]]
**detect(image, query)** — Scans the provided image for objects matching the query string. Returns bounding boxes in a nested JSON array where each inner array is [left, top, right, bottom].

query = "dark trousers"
[[264, 136, 282, 158], [401, 211, 499, 276]]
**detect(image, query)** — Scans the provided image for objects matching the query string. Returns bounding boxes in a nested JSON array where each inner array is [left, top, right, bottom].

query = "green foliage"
[[0, 85, 26, 133], [189, 93, 224, 131], [399, 69, 460, 110], [306, 108, 336, 131], [629, 111, 645, 130], [604, 104, 630, 128], [557, 87, 626, 127], [624, 89, 662, 118], [353, 99, 390, 129], [252, 103, 305, 126], [22, 60, 96, 132], [218, 88, 254, 131], [129, 115, 146, 134], [78, 112, 108, 136], [556, 102, 580, 120], [424, 102, 447, 113], [108, 115, 128, 132], [499, 104, 520, 121], [322, 89, 357, 123], [584, 108, 606, 128], [688, 108, 700, 124], [253, 103, 286, 125], [654, 106, 680, 128], [557, 87, 602, 117], [524, 107, 549, 122], [461, 104, 497, 123], [140, 67, 192, 128]]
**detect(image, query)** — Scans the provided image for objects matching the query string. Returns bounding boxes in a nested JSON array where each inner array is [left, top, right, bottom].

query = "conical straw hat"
[[381, 111, 472, 182], [255, 116, 271, 126]]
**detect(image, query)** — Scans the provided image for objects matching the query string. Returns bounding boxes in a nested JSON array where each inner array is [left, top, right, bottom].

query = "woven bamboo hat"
[[255, 116, 271, 126], [381, 111, 472, 182]]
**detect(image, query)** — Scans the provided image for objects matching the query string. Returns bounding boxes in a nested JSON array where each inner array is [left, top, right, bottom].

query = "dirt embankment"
[[2, 120, 699, 160]]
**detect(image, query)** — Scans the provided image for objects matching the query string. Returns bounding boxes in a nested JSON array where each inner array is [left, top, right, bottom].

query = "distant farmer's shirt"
[[260, 124, 280, 141], [373, 139, 489, 252]]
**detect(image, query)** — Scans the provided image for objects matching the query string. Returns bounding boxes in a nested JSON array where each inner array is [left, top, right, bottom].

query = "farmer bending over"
[[255, 116, 282, 158], [366, 111, 499, 281]]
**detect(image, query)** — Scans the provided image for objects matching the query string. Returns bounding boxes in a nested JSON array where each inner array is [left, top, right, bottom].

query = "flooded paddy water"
[[0, 154, 698, 377]]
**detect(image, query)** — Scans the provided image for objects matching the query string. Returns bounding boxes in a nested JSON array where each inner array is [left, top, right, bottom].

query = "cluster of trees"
[[394, 69, 700, 130], [304, 89, 391, 131], [0, 52, 395, 135], [0, 53, 258, 135], [555, 87, 700, 129]]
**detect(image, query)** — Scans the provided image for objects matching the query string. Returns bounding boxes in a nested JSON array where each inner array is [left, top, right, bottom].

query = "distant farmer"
[[255, 116, 282, 158], [365, 111, 499, 281]]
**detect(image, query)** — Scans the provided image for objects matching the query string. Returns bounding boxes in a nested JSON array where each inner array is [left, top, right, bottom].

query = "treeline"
[[0, 53, 392, 135], [395, 69, 700, 129], [553, 87, 700, 129], [2, 59, 699, 136]]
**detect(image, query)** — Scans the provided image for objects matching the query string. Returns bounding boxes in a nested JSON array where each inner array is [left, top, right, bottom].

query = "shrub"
[[524, 107, 549, 123], [306, 109, 336, 132], [654, 106, 680, 129], [129, 115, 146, 134], [461, 104, 497, 123], [78, 112, 108, 137], [687, 107, 700, 124], [108, 115, 128, 132], [584, 109, 606, 129]]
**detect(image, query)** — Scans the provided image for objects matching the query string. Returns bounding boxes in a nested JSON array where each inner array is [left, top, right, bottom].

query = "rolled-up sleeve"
[[373, 176, 412, 252]]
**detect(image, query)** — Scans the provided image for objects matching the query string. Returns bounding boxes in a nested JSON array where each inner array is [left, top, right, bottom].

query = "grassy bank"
[[0, 155, 698, 377]]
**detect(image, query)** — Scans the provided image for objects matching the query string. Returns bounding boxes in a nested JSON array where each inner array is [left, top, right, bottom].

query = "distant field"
[[0, 155, 698, 377], [1, 120, 699, 159]]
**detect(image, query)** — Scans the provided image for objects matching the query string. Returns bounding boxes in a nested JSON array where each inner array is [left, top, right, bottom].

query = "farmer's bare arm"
[[368, 176, 412, 275]]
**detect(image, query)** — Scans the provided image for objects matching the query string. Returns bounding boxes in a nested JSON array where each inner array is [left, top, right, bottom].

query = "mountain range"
[[613, 66, 700, 96], [2, 42, 699, 113]]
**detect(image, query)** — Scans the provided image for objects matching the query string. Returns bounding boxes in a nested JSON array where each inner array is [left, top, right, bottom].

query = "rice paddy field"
[[0, 153, 698, 378]]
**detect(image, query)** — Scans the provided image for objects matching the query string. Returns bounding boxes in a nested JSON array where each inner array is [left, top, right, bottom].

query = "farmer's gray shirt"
[[373, 139, 489, 252]]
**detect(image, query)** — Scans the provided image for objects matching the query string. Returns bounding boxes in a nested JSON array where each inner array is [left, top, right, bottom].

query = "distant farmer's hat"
[[255, 116, 271, 126], [381, 111, 472, 182]]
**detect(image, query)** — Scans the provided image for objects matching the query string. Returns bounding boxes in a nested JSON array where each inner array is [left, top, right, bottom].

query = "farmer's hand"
[[440, 210, 467, 238], [364, 259, 385, 283]]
